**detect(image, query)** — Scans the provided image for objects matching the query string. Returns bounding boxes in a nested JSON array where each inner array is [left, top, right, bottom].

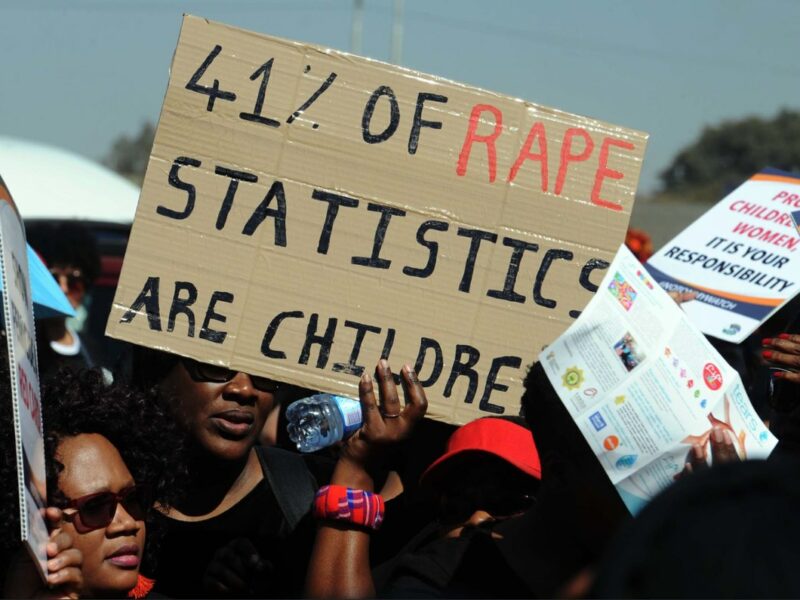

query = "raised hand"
[[338, 360, 428, 475]]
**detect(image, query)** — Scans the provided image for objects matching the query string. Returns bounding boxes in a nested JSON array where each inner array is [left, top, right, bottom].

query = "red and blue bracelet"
[[313, 484, 385, 530]]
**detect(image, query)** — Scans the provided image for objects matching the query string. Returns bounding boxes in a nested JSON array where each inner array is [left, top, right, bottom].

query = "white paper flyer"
[[540, 244, 777, 514]]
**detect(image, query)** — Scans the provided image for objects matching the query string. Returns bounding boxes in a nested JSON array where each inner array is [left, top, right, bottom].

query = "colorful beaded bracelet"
[[313, 484, 385, 530]]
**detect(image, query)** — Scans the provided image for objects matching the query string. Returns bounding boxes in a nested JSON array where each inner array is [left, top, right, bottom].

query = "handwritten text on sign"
[[107, 16, 648, 424]]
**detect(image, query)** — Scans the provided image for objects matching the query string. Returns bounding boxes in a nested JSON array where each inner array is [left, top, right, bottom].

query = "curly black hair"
[[0, 366, 186, 573], [42, 368, 185, 510]]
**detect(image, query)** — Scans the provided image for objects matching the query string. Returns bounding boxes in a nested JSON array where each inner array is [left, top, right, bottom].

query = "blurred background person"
[[27, 222, 101, 380]]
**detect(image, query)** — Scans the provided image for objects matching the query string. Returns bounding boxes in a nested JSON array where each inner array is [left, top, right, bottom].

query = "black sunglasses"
[[181, 358, 280, 393], [62, 484, 150, 533], [50, 268, 87, 292]]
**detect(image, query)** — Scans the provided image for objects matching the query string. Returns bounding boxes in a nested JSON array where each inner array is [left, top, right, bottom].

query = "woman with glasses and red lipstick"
[[130, 348, 330, 598], [1, 368, 184, 598]]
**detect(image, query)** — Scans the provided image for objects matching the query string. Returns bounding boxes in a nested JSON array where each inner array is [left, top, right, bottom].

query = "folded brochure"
[[540, 244, 777, 514]]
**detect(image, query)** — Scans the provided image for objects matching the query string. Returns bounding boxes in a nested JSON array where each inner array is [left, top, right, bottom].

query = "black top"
[[491, 361, 630, 597], [147, 450, 332, 598], [373, 521, 530, 599]]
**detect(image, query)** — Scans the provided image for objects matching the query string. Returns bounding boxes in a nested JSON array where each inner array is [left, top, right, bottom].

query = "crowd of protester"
[[0, 220, 798, 599]]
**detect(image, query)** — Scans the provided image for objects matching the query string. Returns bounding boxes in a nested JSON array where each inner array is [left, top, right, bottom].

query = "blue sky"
[[2, 0, 798, 193]]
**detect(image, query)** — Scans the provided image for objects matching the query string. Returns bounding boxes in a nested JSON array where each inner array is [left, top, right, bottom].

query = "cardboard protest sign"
[[0, 176, 48, 578], [647, 170, 800, 344], [107, 15, 648, 424]]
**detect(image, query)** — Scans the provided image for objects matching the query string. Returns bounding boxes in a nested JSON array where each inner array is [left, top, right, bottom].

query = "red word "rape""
[[455, 104, 636, 212]]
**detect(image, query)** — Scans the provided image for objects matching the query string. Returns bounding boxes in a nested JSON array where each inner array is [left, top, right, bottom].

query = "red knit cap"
[[421, 417, 541, 482]]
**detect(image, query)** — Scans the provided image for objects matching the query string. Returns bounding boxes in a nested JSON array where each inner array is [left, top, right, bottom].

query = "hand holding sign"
[[763, 334, 800, 385], [678, 426, 741, 478], [338, 361, 428, 479], [4, 508, 84, 600]]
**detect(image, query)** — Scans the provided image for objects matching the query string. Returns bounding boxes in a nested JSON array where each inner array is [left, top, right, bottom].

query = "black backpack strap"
[[256, 446, 319, 534]]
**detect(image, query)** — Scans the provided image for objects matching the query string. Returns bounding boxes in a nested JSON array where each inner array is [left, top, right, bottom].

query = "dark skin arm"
[[305, 361, 427, 599]]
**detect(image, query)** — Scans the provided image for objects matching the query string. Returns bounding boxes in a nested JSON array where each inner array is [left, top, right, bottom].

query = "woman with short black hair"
[[1, 368, 185, 598]]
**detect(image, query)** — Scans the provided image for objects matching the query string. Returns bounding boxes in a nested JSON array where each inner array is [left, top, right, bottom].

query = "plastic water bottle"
[[286, 394, 363, 453]]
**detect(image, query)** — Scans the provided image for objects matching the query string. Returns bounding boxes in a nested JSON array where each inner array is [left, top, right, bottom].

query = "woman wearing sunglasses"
[[1, 368, 184, 598], [130, 348, 325, 598]]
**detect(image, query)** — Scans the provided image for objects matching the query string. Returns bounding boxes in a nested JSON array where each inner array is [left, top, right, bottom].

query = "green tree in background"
[[659, 109, 800, 200], [103, 122, 155, 186]]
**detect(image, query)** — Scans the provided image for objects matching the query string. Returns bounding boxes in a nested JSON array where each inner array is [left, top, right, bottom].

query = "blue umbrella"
[[0, 244, 76, 319]]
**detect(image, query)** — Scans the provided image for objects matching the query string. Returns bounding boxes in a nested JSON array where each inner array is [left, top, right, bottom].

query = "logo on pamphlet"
[[703, 363, 723, 391], [603, 435, 620, 451], [700, 398, 708, 409], [615, 454, 638, 469], [561, 366, 584, 390], [614, 395, 626, 405], [722, 323, 741, 336], [759, 431, 769, 442], [589, 411, 607, 431]]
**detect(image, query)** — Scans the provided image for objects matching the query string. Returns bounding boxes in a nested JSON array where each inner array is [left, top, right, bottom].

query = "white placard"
[[646, 170, 800, 343], [0, 176, 48, 579]]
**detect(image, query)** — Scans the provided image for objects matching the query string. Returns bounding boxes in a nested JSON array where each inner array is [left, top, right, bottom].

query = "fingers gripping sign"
[[44, 507, 84, 598], [344, 360, 428, 470], [708, 426, 740, 465], [678, 426, 740, 480], [763, 334, 800, 385], [377, 360, 403, 420], [4, 507, 84, 599]]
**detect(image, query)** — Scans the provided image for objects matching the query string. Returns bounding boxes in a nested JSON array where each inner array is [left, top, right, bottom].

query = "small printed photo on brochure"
[[614, 332, 645, 372]]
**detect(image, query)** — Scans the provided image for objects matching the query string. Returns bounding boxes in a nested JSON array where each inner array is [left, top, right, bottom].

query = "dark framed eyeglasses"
[[181, 358, 280, 393], [49, 268, 87, 292], [61, 484, 150, 533]]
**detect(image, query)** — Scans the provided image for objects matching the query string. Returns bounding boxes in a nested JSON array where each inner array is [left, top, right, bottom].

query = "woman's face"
[[160, 361, 276, 461], [56, 434, 146, 597]]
